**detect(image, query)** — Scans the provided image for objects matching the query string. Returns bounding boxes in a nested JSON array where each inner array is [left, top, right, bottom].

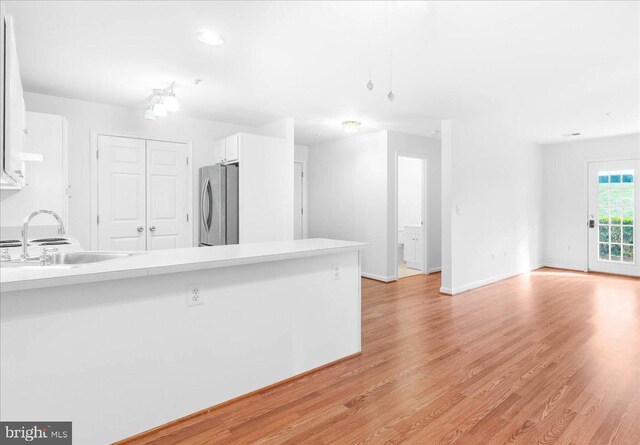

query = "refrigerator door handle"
[[201, 177, 210, 231], [206, 179, 213, 230]]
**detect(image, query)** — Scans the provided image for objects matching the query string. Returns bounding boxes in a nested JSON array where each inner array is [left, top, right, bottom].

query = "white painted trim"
[[584, 156, 640, 274], [294, 160, 308, 239], [394, 151, 429, 281], [90, 130, 194, 250], [428, 267, 441, 273], [541, 262, 586, 272], [448, 265, 543, 295], [361, 272, 396, 283], [439, 287, 452, 295], [185, 144, 194, 247]]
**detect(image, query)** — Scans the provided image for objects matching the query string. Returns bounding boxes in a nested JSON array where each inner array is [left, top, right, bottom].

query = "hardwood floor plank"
[[120, 269, 640, 445]]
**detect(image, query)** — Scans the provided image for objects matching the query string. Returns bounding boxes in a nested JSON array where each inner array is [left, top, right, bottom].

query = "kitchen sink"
[[1, 252, 141, 268], [49, 252, 138, 265]]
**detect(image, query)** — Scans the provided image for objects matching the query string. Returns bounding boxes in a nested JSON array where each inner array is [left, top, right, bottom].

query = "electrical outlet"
[[332, 264, 342, 280], [186, 284, 203, 307]]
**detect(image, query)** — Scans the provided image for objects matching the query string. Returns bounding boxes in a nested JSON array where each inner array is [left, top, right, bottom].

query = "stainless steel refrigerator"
[[199, 164, 239, 246]]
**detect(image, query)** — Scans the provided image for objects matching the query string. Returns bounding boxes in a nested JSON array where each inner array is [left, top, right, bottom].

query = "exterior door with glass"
[[588, 159, 639, 276]]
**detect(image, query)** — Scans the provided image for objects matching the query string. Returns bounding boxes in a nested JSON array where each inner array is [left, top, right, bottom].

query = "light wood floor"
[[123, 268, 640, 445]]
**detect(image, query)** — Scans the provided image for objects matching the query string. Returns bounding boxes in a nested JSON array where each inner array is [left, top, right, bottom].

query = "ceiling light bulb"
[[144, 107, 156, 120], [162, 95, 179, 112], [196, 30, 225, 47], [342, 121, 362, 134], [153, 102, 167, 117]]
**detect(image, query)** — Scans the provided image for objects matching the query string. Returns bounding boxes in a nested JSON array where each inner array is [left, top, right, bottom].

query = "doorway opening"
[[397, 156, 427, 279], [294, 161, 304, 240]]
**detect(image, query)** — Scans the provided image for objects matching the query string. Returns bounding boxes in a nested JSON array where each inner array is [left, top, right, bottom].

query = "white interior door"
[[588, 159, 639, 276], [97, 135, 146, 251], [294, 162, 303, 239], [146, 140, 189, 250]]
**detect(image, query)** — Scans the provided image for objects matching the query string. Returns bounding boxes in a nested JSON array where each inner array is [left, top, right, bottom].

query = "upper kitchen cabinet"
[[213, 134, 240, 164], [0, 6, 27, 188]]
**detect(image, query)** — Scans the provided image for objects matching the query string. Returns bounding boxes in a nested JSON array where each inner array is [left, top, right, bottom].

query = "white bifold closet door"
[[97, 135, 188, 251]]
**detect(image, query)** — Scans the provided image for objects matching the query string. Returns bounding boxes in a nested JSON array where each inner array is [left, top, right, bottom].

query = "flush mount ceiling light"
[[144, 82, 179, 120], [342, 121, 362, 134], [196, 30, 225, 47]]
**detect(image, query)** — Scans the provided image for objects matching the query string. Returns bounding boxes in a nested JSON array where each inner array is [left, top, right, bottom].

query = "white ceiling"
[[4, 1, 639, 145]]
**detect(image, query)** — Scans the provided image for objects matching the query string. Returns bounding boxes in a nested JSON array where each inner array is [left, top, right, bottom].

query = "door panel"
[[146, 140, 188, 250], [588, 159, 639, 276], [98, 136, 146, 251], [294, 162, 303, 239]]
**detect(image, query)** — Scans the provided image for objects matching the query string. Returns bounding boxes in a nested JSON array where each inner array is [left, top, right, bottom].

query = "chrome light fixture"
[[144, 82, 179, 120]]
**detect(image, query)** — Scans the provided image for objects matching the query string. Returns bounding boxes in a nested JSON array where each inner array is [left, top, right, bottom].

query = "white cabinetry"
[[0, 112, 69, 229], [403, 225, 423, 270], [213, 134, 240, 164], [1, 8, 27, 188]]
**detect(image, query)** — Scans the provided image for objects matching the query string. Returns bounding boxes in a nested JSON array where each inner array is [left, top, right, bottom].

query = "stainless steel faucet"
[[21, 210, 66, 260]]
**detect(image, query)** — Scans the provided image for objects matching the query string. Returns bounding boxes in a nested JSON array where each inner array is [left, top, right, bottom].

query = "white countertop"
[[0, 238, 367, 292]]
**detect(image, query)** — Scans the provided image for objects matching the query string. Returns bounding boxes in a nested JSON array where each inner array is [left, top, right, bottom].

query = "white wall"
[[23, 92, 250, 248], [308, 131, 391, 280], [441, 121, 453, 291], [254, 118, 295, 240], [388, 131, 442, 274], [542, 134, 640, 270], [308, 131, 442, 281], [397, 157, 422, 229], [442, 120, 543, 294]]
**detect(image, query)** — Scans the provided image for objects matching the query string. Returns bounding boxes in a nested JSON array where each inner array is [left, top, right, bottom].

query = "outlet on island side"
[[186, 284, 204, 307], [332, 264, 342, 280]]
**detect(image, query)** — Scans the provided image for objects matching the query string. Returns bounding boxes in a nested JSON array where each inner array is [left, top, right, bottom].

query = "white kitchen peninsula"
[[0, 239, 365, 444]]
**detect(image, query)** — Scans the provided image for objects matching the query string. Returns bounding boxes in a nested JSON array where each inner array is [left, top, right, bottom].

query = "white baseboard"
[[439, 286, 452, 295], [450, 264, 542, 295], [361, 272, 396, 283], [541, 262, 587, 272], [428, 267, 441, 273]]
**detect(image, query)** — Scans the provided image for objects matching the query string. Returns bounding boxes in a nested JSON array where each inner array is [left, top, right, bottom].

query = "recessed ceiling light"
[[196, 30, 225, 47], [342, 121, 362, 134]]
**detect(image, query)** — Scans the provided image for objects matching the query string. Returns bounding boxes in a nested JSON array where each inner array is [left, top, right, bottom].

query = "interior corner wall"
[[387, 131, 442, 276], [307, 131, 391, 281], [444, 120, 543, 294], [254, 118, 295, 241], [440, 120, 453, 292], [541, 133, 640, 271], [21, 92, 251, 248]]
